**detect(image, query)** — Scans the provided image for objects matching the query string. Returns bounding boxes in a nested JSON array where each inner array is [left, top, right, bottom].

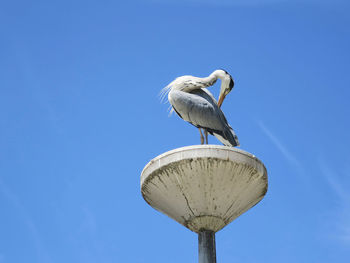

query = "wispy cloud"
[[258, 121, 350, 245], [257, 120, 303, 172], [0, 178, 53, 263], [319, 162, 349, 201], [319, 161, 350, 243]]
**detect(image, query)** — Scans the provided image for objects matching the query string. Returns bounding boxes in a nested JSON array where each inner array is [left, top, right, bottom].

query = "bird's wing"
[[164, 88, 215, 117], [169, 89, 239, 147], [201, 88, 218, 104], [192, 89, 239, 146], [169, 90, 224, 130], [211, 126, 240, 147]]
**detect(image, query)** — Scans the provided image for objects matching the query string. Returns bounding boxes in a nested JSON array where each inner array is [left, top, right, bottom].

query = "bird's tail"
[[226, 126, 240, 147], [213, 126, 240, 147]]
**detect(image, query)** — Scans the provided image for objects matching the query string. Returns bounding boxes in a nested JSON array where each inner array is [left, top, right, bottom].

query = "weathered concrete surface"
[[141, 145, 268, 233]]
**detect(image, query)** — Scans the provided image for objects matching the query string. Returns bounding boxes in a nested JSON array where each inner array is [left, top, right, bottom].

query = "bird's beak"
[[217, 93, 226, 108]]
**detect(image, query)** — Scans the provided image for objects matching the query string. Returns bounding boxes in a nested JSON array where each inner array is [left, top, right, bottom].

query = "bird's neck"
[[201, 74, 218, 87], [210, 70, 227, 81], [211, 70, 230, 90]]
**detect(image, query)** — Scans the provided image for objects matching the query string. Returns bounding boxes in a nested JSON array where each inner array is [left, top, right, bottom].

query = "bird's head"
[[215, 69, 234, 108]]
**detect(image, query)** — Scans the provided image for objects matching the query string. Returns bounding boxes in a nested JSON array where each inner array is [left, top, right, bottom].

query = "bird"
[[161, 69, 239, 147]]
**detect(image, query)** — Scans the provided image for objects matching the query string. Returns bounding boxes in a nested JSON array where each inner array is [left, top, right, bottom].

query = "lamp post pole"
[[198, 230, 216, 263]]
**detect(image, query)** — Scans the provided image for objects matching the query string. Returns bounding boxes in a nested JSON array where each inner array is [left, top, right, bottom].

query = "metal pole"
[[198, 230, 216, 263]]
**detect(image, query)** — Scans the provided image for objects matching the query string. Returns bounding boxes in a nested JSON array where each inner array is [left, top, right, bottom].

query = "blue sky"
[[0, 0, 349, 262]]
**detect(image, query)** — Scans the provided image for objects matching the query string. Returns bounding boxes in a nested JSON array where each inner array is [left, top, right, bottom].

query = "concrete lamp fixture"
[[141, 145, 268, 263]]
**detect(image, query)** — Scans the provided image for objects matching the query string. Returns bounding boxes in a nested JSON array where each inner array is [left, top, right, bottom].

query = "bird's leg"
[[204, 129, 208, 144], [198, 128, 204, 145]]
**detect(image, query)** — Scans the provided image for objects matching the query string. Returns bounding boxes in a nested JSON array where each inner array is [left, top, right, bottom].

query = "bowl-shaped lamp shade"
[[141, 145, 268, 233]]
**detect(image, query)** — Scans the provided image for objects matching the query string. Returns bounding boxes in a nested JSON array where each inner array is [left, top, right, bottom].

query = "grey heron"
[[161, 69, 239, 147]]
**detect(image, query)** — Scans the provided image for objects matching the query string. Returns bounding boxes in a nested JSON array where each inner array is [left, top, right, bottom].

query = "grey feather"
[[169, 89, 239, 147]]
